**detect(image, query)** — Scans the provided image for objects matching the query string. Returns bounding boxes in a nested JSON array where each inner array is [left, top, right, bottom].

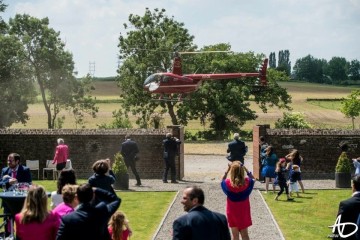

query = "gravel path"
[[125, 154, 335, 240]]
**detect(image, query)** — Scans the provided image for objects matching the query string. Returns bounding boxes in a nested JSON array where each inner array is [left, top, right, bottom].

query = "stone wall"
[[0, 126, 184, 180], [253, 125, 360, 179]]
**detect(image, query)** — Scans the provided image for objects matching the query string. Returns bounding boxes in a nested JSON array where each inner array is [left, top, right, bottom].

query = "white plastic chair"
[[26, 160, 40, 180], [42, 160, 57, 180]]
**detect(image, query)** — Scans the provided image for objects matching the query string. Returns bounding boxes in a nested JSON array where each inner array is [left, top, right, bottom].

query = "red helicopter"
[[143, 52, 268, 100]]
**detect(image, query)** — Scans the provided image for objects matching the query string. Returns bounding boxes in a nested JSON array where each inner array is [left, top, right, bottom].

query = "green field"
[[10, 81, 360, 130]]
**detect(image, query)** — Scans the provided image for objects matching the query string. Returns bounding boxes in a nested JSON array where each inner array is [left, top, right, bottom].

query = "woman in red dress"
[[221, 161, 255, 240]]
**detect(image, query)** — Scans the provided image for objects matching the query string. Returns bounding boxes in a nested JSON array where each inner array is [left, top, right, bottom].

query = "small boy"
[[289, 164, 301, 197]]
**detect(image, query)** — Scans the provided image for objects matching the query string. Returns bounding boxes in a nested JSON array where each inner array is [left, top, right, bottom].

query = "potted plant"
[[112, 152, 129, 190], [335, 151, 352, 188]]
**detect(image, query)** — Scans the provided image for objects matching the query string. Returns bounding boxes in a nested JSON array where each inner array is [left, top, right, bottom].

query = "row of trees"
[[0, 0, 97, 129], [269, 50, 360, 85], [293, 55, 360, 84]]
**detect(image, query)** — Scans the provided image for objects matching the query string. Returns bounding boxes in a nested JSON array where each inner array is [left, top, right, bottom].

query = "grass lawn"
[[261, 189, 351, 240], [1, 180, 176, 240]]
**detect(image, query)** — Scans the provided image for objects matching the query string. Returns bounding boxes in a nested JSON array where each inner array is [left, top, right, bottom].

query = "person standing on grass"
[[261, 146, 278, 194], [53, 138, 69, 171], [227, 133, 247, 164], [120, 134, 141, 186], [274, 158, 293, 201], [88, 159, 116, 194], [285, 149, 305, 193], [172, 186, 230, 240], [221, 161, 255, 240]]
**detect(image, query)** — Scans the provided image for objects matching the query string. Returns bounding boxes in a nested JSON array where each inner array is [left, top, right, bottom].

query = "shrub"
[[335, 152, 352, 173], [113, 152, 127, 175], [275, 112, 312, 129]]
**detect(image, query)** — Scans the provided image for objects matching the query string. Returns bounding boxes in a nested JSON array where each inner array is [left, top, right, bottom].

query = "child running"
[[288, 165, 301, 197], [275, 158, 293, 201]]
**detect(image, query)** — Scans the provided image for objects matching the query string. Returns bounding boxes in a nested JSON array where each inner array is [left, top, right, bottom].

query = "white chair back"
[[45, 160, 56, 169], [26, 160, 39, 170]]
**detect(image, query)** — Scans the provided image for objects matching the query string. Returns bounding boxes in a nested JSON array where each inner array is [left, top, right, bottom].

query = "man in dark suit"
[[332, 175, 360, 240], [56, 183, 121, 240], [0, 153, 32, 189], [0, 153, 32, 237], [172, 186, 230, 240], [162, 133, 181, 183], [120, 134, 141, 186], [227, 133, 247, 164]]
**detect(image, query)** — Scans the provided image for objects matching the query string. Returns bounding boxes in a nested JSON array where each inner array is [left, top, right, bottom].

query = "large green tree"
[[117, 8, 196, 127], [0, 5, 36, 128], [277, 50, 291, 76], [327, 57, 348, 84], [293, 55, 328, 83], [0, 0, 7, 33], [347, 59, 360, 81], [8, 14, 97, 129]]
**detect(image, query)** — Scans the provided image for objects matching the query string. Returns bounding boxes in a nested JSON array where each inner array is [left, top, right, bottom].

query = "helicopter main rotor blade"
[[178, 50, 233, 55]]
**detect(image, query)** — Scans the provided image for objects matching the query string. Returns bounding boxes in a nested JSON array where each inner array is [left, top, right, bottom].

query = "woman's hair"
[[20, 185, 49, 224], [288, 149, 301, 165], [62, 184, 78, 204], [57, 169, 77, 194], [109, 211, 127, 240], [92, 159, 109, 175], [57, 138, 64, 144], [265, 145, 274, 156], [228, 161, 246, 187]]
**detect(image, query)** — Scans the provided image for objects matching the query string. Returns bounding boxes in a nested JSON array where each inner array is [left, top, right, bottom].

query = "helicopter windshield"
[[144, 73, 162, 85]]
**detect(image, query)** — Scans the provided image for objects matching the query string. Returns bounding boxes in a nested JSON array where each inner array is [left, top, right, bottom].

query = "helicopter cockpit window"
[[162, 76, 171, 83], [144, 73, 162, 85]]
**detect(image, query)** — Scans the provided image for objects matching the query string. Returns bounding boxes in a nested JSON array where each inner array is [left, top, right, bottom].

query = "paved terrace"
[[125, 155, 335, 240]]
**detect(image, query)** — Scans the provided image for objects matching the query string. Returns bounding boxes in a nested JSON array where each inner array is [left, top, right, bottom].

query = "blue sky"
[[2, 0, 360, 77]]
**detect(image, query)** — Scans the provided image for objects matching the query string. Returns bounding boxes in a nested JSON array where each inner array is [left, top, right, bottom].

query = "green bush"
[[275, 112, 312, 129], [335, 152, 352, 173], [113, 152, 127, 174]]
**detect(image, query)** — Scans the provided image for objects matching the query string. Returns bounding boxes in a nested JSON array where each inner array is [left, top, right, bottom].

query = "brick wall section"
[[253, 125, 360, 179], [0, 127, 184, 180]]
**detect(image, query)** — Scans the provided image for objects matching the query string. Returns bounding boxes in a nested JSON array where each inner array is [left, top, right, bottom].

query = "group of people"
[[258, 137, 305, 200], [120, 132, 182, 186], [0, 152, 131, 240]]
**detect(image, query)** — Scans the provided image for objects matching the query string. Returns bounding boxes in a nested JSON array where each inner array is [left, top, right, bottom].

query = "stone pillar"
[[166, 125, 184, 180], [252, 125, 270, 179]]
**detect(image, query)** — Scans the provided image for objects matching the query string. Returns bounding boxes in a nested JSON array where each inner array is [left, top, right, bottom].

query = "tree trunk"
[[36, 72, 53, 129], [166, 102, 178, 125]]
